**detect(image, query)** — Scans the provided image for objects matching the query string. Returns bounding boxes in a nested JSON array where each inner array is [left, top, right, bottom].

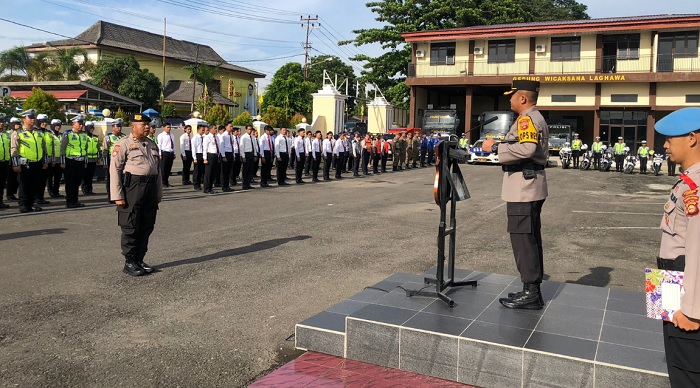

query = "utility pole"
[[301, 15, 320, 81]]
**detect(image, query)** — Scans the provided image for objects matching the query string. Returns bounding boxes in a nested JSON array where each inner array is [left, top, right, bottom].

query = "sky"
[[1, 0, 700, 90]]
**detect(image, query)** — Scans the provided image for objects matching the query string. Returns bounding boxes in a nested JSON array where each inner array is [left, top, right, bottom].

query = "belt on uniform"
[[68, 156, 86, 161], [131, 175, 159, 183], [502, 162, 545, 172], [657, 255, 685, 271]]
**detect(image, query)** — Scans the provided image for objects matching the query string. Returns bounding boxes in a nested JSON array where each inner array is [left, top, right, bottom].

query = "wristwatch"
[[491, 142, 499, 155]]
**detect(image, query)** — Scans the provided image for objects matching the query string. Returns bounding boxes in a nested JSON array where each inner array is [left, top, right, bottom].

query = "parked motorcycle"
[[560, 143, 572, 169], [624, 152, 637, 174], [652, 152, 664, 176], [580, 147, 592, 171], [599, 146, 613, 172]]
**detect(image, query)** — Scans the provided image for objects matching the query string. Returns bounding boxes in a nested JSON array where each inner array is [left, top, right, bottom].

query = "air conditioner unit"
[[446, 56, 455, 65], [535, 44, 546, 53], [415, 50, 425, 58], [473, 47, 484, 55]]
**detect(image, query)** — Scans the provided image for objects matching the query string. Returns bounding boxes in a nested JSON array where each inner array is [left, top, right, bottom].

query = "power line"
[[301, 15, 320, 81], [226, 53, 305, 63], [318, 17, 368, 58], [154, 0, 300, 25]]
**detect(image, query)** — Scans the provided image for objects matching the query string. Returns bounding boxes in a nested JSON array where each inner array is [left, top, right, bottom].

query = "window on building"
[[611, 94, 638, 103], [488, 39, 516, 63], [430, 42, 456, 66], [551, 37, 581, 61], [616, 34, 640, 60], [551, 95, 576, 103], [660, 31, 699, 57], [686, 94, 700, 103]]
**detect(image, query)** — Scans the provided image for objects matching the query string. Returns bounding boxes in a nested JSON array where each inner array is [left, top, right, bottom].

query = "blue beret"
[[655, 107, 700, 136]]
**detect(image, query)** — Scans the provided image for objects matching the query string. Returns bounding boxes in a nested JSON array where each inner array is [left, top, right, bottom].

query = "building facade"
[[403, 14, 700, 151]]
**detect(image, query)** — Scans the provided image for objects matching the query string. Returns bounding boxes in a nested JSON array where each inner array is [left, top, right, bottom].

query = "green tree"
[[118, 69, 161, 109], [184, 62, 221, 99], [22, 88, 63, 120], [261, 106, 289, 128], [290, 113, 306, 127], [161, 103, 176, 118], [341, 0, 589, 107], [262, 62, 316, 118], [204, 104, 229, 126], [305, 55, 357, 113], [53, 47, 92, 80], [232, 111, 253, 126], [90, 56, 161, 108], [114, 107, 129, 123], [0, 97, 22, 119], [0, 46, 31, 78]]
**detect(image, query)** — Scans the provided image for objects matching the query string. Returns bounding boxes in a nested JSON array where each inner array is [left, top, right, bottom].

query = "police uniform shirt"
[[156, 131, 176, 153], [10, 126, 48, 165], [259, 133, 274, 153], [179, 132, 191, 157], [495, 106, 549, 202], [333, 138, 346, 155], [294, 136, 307, 157], [323, 138, 334, 155], [239, 132, 259, 156], [203, 133, 223, 156], [109, 136, 163, 201], [60, 130, 88, 162], [192, 133, 204, 154], [274, 134, 290, 158], [220, 131, 233, 153]]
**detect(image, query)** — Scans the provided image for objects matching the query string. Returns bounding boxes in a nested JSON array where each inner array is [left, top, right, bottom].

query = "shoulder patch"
[[517, 116, 538, 144], [112, 144, 120, 157], [683, 188, 699, 217]]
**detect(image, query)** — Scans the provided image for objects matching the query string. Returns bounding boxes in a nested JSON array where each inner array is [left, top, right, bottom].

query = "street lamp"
[[304, 57, 333, 81]]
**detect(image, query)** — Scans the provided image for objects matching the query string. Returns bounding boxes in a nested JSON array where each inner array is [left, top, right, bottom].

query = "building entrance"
[[599, 110, 648, 148]]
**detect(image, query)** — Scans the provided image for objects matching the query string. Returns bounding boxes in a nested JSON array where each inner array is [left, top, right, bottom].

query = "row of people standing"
[[571, 134, 678, 175]]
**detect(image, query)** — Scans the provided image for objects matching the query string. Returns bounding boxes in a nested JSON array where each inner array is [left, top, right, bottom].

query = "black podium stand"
[[405, 139, 476, 307]]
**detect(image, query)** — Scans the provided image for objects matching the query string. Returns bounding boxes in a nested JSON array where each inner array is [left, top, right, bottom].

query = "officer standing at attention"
[[482, 80, 549, 310], [103, 119, 126, 202], [653, 107, 700, 386], [638, 140, 650, 174], [202, 123, 223, 194], [156, 123, 176, 187], [571, 133, 582, 169], [6, 117, 22, 201], [61, 115, 88, 208], [293, 128, 307, 184], [274, 127, 290, 185], [82, 121, 100, 195], [179, 125, 193, 185], [34, 114, 51, 205], [45, 119, 63, 199], [110, 113, 161, 277], [240, 124, 259, 189], [333, 132, 346, 179], [11, 109, 49, 213], [591, 136, 603, 170], [0, 116, 10, 209], [614, 136, 626, 172]]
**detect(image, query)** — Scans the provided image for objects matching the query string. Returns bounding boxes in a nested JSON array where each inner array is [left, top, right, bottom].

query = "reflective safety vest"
[[18, 130, 44, 162], [572, 139, 582, 150], [107, 133, 125, 153], [614, 142, 626, 154], [147, 135, 158, 145], [86, 135, 100, 159], [459, 138, 468, 148], [66, 132, 88, 157], [592, 142, 603, 152], [0, 131, 10, 162], [44, 131, 61, 157], [638, 146, 649, 157]]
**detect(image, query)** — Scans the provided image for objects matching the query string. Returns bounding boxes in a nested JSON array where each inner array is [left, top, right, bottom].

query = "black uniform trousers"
[[193, 153, 204, 188], [352, 154, 360, 175], [323, 152, 333, 179], [335, 153, 345, 179], [221, 152, 233, 189], [615, 154, 624, 172], [346, 149, 353, 172], [181, 151, 193, 184], [669, 160, 677, 176], [7, 167, 18, 198], [261, 150, 273, 185], [639, 156, 648, 174], [117, 175, 158, 261], [231, 153, 241, 185], [427, 150, 435, 166], [361, 150, 371, 174], [663, 322, 700, 387], [160, 151, 175, 185], [18, 162, 43, 210], [593, 152, 602, 170], [0, 161, 8, 203], [82, 161, 97, 194], [64, 158, 85, 206], [507, 200, 545, 285], [304, 149, 311, 176], [381, 154, 388, 172], [242, 151, 255, 188], [277, 152, 289, 183], [295, 154, 306, 183], [373, 153, 380, 173], [420, 149, 427, 166], [312, 152, 321, 180], [572, 150, 581, 168], [289, 148, 296, 169], [204, 153, 219, 192], [36, 163, 49, 200], [48, 163, 62, 196]]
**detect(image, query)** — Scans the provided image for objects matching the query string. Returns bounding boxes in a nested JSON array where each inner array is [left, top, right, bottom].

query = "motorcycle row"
[[558, 143, 665, 175]]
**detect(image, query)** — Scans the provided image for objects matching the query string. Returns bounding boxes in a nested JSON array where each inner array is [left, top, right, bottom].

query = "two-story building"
[[403, 14, 700, 150]]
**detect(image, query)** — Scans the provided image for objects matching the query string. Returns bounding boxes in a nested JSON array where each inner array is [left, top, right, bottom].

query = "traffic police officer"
[[614, 136, 626, 172], [46, 119, 63, 198], [82, 121, 100, 195], [591, 136, 603, 170], [7, 117, 21, 200], [638, 140, 650, 174], [34, 114, 51, 205], [11, 109, 49, 213], [61, 115, 88, 208], [103, 119, 126, 202], [110, 113, 162, 276], [482, 80, 549, 310], [0, 117, 10, 209], [571, 133, 582, 168], [654, 107, 700, 386]]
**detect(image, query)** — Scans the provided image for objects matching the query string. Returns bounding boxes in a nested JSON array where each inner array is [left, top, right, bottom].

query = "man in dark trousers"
[[202, 124, 223, 194], [179, 125, 193, 185], [274, 127, 290, 185], [240, 124, 258, 190], [333, 132, 346, 179], [109, 113, 161, 276], [294, 128, 307, 184], [231, 127, 242, 186], [11, 109, 49, 213], [654, 107, 700, 387], [81, 121, 100, 195], [61, 115, 88, 208], [191, 124, 206, 190], [103, 119, 126, 202], [156, 123, 176, 187], [482, 80, 549, 310]]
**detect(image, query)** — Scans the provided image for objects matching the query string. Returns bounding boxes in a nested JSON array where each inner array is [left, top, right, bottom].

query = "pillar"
[[311, 84, 346, 134], [367, 96, 393, 134]]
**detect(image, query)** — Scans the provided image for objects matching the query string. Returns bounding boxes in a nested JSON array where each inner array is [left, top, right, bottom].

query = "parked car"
[[344, 121, 367, 134]]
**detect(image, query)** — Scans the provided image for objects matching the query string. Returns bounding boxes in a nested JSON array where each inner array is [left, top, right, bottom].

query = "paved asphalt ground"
[[0, 162, 677, 387]]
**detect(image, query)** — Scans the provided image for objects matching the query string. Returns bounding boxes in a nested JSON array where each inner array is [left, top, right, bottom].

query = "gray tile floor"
[[298, 268, 667, 374]]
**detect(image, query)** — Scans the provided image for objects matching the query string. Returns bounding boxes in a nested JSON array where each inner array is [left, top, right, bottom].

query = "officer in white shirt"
[[219, 123, 234, 192], [294, 129, 308, 184], [258, 125, 275, 187], [179, 125, 193, 185], [203, 124, 225, 194], [304, 131, 313, 177], [311, 130, 323, 182], [191, 124, 206, 190], [239, 124, 259, 190], [231, 127, 242, 186], [274, 127, 291, 185], [322, 131, 334, 181], [333, 132, 347, 179], [156, 123, 176, 187]]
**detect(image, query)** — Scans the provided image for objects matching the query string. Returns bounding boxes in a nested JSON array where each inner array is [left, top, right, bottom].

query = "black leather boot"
[[123, 258, 145, 276], [500, 283, 544, 310], [508, 283, 545, 305], [136, 258, 155, 274]]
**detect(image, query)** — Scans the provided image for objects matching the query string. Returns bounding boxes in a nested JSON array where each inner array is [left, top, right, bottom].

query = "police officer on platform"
[[110, 113, 162, 276], [482, 79, 549, 310], [653, 107, 700, 386]]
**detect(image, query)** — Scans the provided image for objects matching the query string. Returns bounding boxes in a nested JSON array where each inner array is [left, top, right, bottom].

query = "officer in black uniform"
[[109, 113, 162, 276]]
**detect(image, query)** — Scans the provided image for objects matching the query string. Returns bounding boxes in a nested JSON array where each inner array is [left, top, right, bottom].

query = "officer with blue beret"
[[655, 107, 700, 387]]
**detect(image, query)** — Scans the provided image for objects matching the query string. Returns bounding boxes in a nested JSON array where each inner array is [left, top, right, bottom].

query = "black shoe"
[[297, 180, 305, 184], [312, 178, 319, 182], [163, 183, 171, 188], [0, 202, 8, 209], [19, 207, 30, 214], [123, 261, 145, 276], [32, 206, 43, 212], [7, 195, 17, 201], [499, 284, 543, 310], [136, 261, 155, 274], [36, 199, 50, 205], [222, 187, 234, 192], [241, 185, 253, 190], [323, 178, 332, 181], [194, 185, 202, 191], [203, 190, 211, 194]]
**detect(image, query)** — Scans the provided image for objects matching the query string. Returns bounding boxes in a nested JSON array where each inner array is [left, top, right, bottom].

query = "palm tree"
[[26, 52, 62, 81], [184, 62, 221, 96], [0, 46, 31, 78], [53, 47, 92, 80]]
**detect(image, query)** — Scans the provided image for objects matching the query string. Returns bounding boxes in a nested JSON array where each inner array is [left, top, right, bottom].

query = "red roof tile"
[[12, 90, 87, 100]]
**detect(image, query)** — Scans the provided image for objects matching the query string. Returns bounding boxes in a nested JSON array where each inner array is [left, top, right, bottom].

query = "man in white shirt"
[[258, 125, 275, 187], [352, 132, 362, 177], [333, 132, 347, 179], [239, 124, 259, 190], [231, 127, 242, 186], [274, 128, 291, 185], [304, 131, 313, 177], [294, 129, 307, 184], [192, 124, 206, 190], [219, 123, 234, 192], [322, 131, 334, 181], [156, 123, 176, 187], [179, 125, 193, 185], [202, 124, 224, 194], [311, 130, 323, 182]]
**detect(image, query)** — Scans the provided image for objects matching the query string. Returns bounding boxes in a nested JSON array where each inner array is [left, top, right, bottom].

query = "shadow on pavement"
[[155, 235, 312, 269], [566, 266, 613, 288], [0, 228, 68, 241]]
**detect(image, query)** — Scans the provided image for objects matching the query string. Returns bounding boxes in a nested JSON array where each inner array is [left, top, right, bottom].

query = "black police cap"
[[504, 80, 540, 95]]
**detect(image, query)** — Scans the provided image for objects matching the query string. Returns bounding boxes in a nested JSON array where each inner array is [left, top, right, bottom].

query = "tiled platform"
[[250, 351, 474, 387], [295, 268, 671, 388]]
